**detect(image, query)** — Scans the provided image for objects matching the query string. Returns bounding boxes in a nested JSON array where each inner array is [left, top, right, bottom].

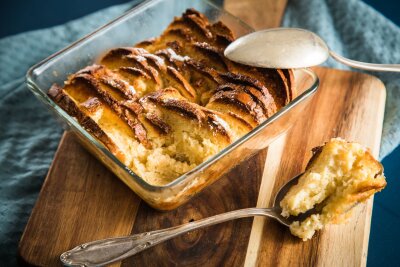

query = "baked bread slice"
[[48, 9, 296, 185], [280, 138, 386, 240]]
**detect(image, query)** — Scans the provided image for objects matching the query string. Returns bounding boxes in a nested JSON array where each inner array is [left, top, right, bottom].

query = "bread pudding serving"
[[48, 9, 295, 186], [280, 138, 386, 241]]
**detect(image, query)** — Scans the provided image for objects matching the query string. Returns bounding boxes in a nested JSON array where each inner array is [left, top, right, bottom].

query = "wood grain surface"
[[18, 0, 387, 266], [224, 0, 288, 29]]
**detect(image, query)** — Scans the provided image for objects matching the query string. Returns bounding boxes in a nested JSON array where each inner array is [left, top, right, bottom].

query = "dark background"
[[0, 0, 399, 38], [1, 0, 399, 266]]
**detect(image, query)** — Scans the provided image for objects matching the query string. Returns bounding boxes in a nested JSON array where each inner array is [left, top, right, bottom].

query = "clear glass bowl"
[[26, 0, 319, 210]]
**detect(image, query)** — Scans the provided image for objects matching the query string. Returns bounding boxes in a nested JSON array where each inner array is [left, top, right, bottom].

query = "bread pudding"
[[48, 9, 295, 186], [280, 138, 386, 241]]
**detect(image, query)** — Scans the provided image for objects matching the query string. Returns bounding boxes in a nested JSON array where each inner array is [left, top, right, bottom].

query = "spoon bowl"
[[60, 173, 307, 266], [224, 28, 329, 69], [224, 28, 400, 72]]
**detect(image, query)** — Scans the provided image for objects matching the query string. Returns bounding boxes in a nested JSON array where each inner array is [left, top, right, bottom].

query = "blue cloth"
[[0, 1, 139, 264], [283, 0, 400, 158], [0, 0, 399, 265]]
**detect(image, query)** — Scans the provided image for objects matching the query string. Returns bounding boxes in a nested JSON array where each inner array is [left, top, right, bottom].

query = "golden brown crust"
[[134, 8, 294, 107], [65, 65, 154, 148], [48, 9, 296, 184], [320, 147, 386, 225], [209, 21, 235, 47], [281, 138, 386, 240], [144, 112, 171, 134], [282, 69, 296, 100], [48, 84, 126, 161], [102, 47, 198, 101], [141, 87, 232, 142]]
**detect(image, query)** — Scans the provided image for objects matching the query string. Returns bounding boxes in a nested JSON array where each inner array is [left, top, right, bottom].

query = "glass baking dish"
[[26, 0, 319, 210]]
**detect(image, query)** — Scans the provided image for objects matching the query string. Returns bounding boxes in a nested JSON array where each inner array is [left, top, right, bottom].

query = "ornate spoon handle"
[[60, 208, 278, 266]]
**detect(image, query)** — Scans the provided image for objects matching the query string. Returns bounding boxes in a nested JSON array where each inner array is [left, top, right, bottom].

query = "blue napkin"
[[283, 0, 400, 158], [0, 0, 399, 265], [0, 1, 139, 264]]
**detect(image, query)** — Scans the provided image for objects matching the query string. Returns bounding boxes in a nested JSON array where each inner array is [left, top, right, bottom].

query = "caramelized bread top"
[[48, 9, 296, 184]]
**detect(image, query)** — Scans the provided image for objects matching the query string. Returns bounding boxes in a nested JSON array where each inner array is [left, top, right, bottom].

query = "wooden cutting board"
[[18, 1, 387, 266]]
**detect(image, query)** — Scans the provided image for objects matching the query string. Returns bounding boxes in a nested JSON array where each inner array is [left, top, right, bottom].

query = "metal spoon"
[[60, 173, 305, 266], [224, 28, 400, 72]]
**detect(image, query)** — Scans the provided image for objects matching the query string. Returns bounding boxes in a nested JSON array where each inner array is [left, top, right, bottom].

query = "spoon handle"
[[330, 50, 400, 72], [60, 207, 278, 266]]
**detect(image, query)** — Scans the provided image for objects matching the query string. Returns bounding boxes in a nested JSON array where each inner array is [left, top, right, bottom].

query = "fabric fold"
[[283, 0, 400, 158]]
